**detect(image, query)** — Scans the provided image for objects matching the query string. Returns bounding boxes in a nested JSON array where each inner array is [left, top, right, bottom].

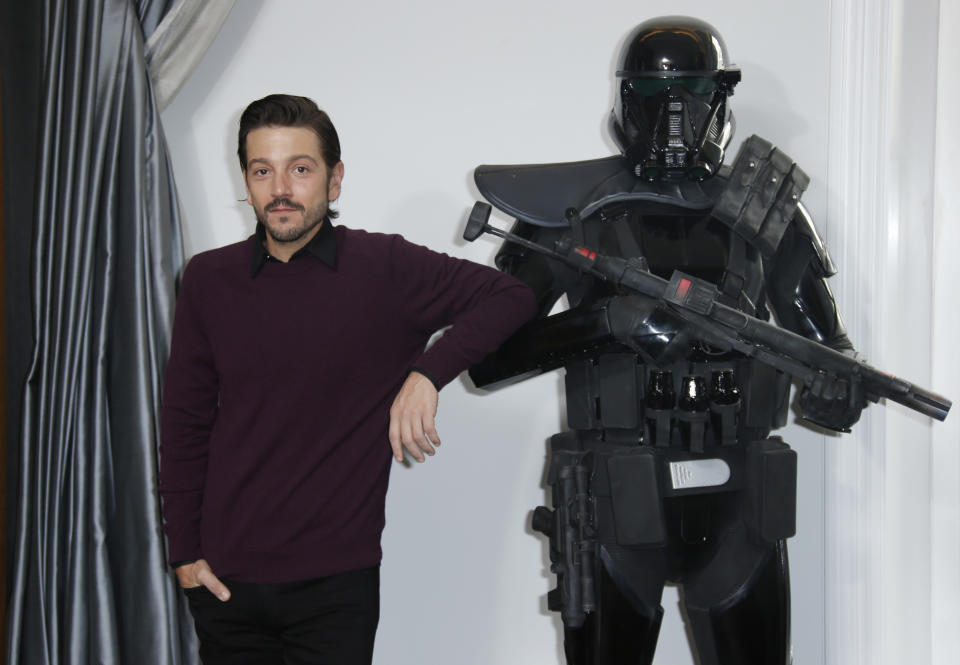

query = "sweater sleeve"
[[158, 258, 220, 565], [388, 235, 537, 388]]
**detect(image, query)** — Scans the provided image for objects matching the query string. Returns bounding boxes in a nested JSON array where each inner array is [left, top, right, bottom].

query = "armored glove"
[[799, 371, 867, 432]]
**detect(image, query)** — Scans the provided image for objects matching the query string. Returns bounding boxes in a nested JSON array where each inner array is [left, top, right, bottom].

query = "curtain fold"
[[145, 0, 236, 110], [6, 1, 230, 663]]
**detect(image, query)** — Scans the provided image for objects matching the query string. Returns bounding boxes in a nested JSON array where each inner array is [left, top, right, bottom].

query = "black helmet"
[[609, 16, 741, 182]]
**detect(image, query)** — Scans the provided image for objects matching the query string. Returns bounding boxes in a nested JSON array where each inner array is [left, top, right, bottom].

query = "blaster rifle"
[[463, 202, 951, 422]]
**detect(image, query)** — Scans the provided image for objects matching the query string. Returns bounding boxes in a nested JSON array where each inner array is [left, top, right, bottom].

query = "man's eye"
[[255, 169, 268, 176], [294, 166, 309, 174]]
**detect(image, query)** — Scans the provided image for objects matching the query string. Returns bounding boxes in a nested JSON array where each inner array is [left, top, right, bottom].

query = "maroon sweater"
[[159, 222, 535, 583]]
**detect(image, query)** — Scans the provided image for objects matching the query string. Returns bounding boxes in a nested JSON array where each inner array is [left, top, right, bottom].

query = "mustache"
[[265, 198, 305, 212]]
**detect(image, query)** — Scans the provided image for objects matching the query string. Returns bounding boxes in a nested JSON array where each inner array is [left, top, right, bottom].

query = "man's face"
[[243, 126, 343, 252]]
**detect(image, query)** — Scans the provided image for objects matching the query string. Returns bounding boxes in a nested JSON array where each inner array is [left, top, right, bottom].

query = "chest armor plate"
[[569, 206, 765, 317]]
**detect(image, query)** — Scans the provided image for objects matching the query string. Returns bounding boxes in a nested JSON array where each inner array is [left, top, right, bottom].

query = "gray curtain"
[[5, 1, 231, 663]]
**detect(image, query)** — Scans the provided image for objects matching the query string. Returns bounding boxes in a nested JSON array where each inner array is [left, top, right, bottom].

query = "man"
[[159, 94, 535, 664]]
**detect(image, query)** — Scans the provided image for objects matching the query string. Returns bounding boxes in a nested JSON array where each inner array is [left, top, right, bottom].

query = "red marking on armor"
[[575, 247, 597, 260], [676, 278, 692, 299]]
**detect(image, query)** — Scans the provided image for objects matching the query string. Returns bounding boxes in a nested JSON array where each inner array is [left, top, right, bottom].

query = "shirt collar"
[[250, 218, 338, 277]]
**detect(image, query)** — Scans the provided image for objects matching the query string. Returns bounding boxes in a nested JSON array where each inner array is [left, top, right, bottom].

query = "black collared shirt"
[[250, 218, 338, 277]]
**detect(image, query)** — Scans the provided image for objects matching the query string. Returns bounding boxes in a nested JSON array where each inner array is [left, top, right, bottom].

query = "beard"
[[254, 197, 327, 244]]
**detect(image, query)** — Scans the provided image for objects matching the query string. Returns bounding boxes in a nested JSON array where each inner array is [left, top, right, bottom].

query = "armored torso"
[[470, 136, 848, 447]]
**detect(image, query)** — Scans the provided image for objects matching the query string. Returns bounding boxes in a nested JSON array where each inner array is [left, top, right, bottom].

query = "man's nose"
[[271, 171, 292, 197]]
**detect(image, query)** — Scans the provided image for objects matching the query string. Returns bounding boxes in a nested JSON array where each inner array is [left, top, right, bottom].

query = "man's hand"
[[175, 558, 231, 601], [389, 371, 441, 463]]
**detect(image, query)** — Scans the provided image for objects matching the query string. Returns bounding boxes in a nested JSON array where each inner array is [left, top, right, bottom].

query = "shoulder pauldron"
[[474, 135, 822, 262], [474, 157, 725, 227], [711, 135, 811, 257]]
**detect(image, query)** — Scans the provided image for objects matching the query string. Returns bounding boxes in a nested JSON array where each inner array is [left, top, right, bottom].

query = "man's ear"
[[328, 161, 345, 200], [242, 168, 252, 204]]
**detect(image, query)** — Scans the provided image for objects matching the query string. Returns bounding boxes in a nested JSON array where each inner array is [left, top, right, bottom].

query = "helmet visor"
[[626, 77, 718, 96]]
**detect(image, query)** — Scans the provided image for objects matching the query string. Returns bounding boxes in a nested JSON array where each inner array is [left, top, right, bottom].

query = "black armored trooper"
[[467, 16, 866, 665]]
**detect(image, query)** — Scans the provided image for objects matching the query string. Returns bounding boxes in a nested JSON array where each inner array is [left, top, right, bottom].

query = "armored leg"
[[563, 545, 667, 665], [679, 437, 797, 665], [537, 432, 669, 664], [682, 534, 791, 665]]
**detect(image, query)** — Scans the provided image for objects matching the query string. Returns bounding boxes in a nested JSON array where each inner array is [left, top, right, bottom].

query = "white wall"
[[931, 2, 960, 662], [160, 1, 956, 663], [821, 1, 960, 664]]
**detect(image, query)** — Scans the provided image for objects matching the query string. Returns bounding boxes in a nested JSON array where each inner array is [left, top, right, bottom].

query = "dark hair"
[[238, 94, 341, 172]]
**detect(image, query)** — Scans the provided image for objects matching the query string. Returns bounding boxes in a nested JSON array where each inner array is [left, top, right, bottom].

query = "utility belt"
[[545, 432, 797, 546], [564, 353, 792, 450], [535, 432, 797, 627]]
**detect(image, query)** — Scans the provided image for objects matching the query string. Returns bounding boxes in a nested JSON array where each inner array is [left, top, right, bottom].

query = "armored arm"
[[471, 217, 686, 389], [469, 220, 595, 389], [764, 202, 852, 351], [763, 203, 863, 429], [495, 220, 575, 316]]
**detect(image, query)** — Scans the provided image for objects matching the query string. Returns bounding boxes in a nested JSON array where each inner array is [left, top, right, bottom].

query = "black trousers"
[[184, 566, 380, 665]]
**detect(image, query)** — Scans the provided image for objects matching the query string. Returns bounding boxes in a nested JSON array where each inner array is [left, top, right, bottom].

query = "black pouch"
[[743, 437, 797, 543], [602, 447, 667, 547]]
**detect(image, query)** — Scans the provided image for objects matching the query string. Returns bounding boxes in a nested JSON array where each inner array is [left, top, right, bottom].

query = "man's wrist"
[[171, 559, 198, 568], [409, 367, 440, 392]]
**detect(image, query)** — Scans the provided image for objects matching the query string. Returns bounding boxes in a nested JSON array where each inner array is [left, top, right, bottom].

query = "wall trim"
[[825, 0, 945, 663]]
